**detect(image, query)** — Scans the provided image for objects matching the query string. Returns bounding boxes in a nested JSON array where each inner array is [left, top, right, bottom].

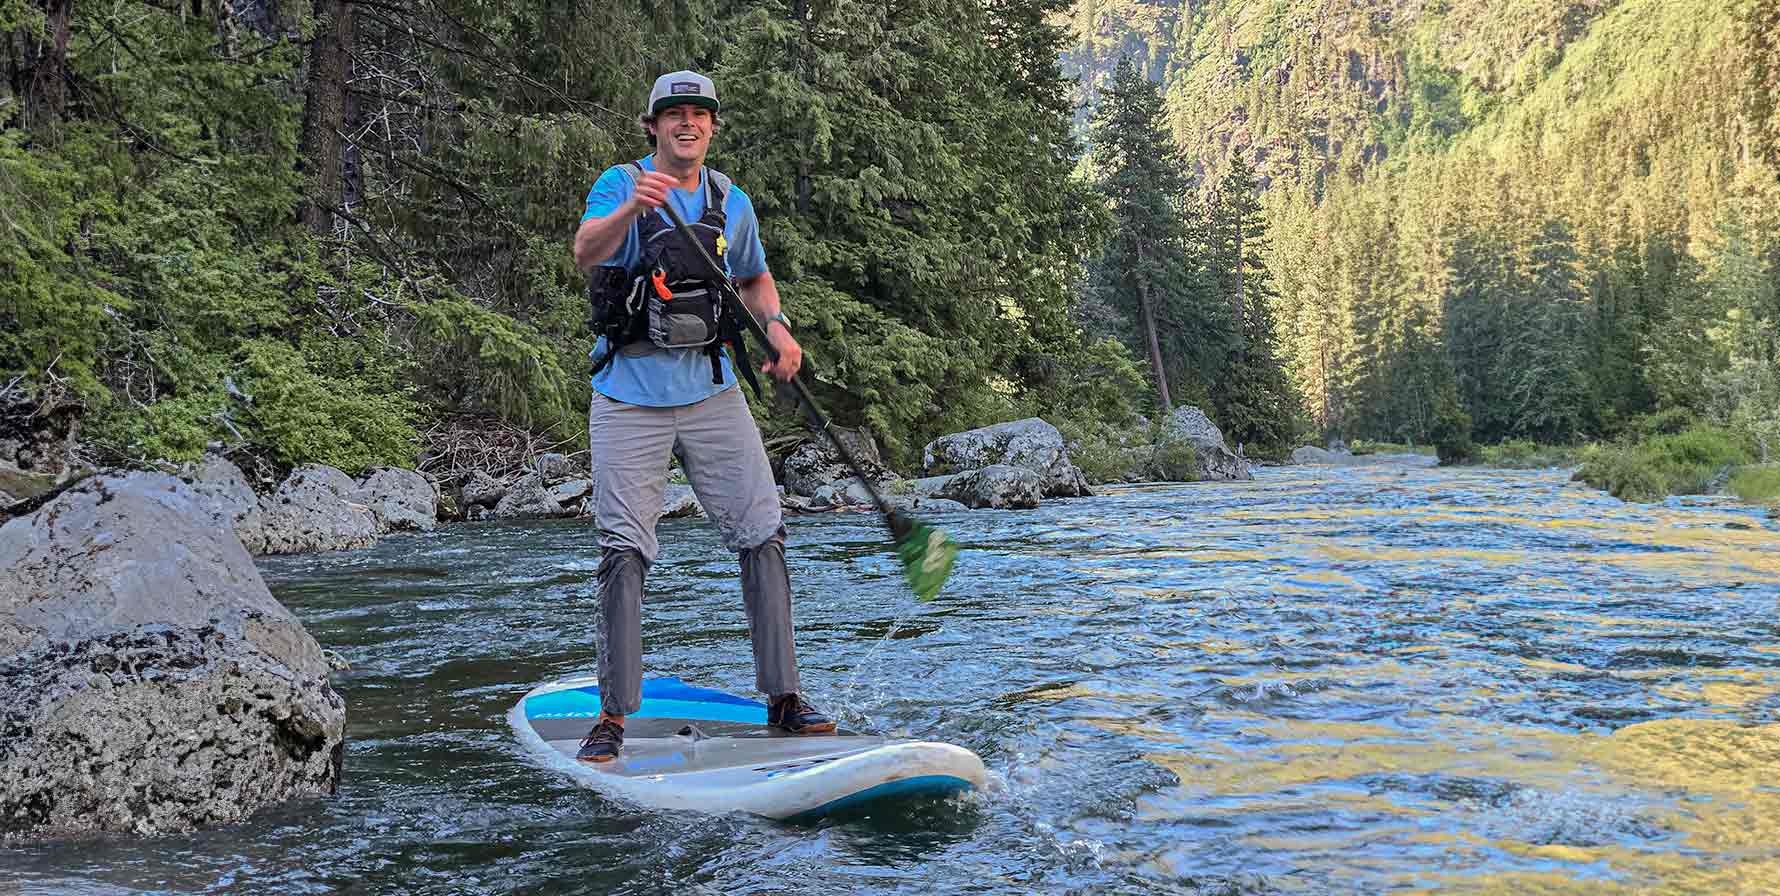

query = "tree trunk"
[[297, 0, 353, 234], [1234, 209, 1246, 349], [792, 0, 812, 215], [1136, 241, 1173, 414], [14, 0, 73, 131]]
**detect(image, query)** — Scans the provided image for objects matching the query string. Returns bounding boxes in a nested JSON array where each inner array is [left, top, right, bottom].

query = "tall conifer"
[[1086, 57, 1199, 413]]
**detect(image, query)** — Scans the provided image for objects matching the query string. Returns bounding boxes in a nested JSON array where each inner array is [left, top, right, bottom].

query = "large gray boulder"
[[1157, 407, 1251, 482], [940, 464, 1043, 509], [885, 493, 969, 514], [352, 467, 437, 533], [257, 464, 378, 555], [923, 418, 1090, 498], [460, 470, 506, 509], [781, 430, 895, 499], [493, 472, 573, 520], [0, 473, 345, 839], [177, 455, 268, 554]]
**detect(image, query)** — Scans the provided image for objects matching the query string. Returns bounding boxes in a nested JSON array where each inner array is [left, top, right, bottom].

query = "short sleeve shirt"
[[581, 155, 769, 407]]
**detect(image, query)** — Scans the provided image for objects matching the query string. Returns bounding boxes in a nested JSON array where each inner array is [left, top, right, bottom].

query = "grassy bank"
[[1474, 440, 1590, 469], [1573, 427, 1753, 503], [1729, 465, 1780, 509]]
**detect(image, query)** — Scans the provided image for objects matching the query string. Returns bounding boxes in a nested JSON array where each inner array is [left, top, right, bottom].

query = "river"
[[6, 464, 1779, 894]]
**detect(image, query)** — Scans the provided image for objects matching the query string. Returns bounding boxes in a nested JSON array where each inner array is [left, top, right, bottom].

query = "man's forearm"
[[736, 272, 783, 320], [573, 201, 639, 271]]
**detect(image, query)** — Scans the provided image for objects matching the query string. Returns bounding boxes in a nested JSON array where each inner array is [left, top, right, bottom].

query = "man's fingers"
[[760, 358, 801, 383]]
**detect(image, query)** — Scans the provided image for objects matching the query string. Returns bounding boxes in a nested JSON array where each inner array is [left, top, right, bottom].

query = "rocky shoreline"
[[146, 407, 1256, 557]]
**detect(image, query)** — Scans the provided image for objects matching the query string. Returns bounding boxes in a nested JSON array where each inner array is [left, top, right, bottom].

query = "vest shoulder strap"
[[704, 166, 731, 211]]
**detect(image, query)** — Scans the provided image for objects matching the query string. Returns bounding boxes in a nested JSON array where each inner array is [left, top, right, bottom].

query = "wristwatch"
[[765, 310, 792, 332]]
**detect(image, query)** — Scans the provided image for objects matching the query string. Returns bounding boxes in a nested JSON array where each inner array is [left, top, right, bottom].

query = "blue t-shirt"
[[581, 155, 770, 407]]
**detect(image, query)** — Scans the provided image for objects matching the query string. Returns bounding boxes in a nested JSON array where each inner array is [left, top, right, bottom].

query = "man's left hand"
[[760, 322, 802, 382]]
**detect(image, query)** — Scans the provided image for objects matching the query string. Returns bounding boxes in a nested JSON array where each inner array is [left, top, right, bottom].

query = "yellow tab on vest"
[[716, 234, 728, 257]]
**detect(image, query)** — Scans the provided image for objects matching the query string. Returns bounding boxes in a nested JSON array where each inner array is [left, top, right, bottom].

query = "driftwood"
[[417, 415, 583, 483]]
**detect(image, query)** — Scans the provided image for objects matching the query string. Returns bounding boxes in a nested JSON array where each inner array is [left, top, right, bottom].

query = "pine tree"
[[1498, 218, 1591, 441], [1086, 56, 1205, 414], [1208, 158, 1299, 455]]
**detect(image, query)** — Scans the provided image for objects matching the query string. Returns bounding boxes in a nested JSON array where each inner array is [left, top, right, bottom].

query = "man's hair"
[[638, 109, 722, 147]]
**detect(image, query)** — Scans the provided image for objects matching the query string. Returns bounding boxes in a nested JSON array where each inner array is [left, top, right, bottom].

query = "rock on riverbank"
[[0, 472, 346, 840]]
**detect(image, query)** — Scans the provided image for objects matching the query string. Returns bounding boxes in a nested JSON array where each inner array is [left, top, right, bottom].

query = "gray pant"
[[587, 387, 800, 716]]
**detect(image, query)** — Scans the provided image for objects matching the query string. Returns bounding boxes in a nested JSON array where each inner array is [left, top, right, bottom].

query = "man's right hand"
[[629, 171, 678, 213]]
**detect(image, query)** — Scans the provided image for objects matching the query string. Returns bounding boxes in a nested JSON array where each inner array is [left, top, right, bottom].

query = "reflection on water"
[[4, 464, 1779, 894]]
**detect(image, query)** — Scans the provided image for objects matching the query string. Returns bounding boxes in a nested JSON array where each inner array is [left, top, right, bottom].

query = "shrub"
[[1054, 416, 1149, 485], [1431, 393, 1476, 465], [237, 339, 421, 474], [1575, 426, 1754, 502], [1148, 430, 1200, 482]]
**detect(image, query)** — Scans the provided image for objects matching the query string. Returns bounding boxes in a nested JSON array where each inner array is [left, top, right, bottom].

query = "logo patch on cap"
[[671, 81, 701, 95]]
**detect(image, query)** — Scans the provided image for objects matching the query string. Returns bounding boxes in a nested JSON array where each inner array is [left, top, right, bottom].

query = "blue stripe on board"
[[525, 677, 766, 724], [784, 775, 976, 825]]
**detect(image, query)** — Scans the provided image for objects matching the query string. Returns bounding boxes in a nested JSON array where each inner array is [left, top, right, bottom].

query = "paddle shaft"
[[655, 201, 898, 525]]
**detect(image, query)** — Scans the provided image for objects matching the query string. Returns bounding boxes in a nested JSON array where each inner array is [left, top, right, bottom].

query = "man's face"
[[652, 104, 713, 166]]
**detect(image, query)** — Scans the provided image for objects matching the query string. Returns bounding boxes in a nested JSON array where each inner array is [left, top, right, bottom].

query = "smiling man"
[[567, 70, 835, 763]]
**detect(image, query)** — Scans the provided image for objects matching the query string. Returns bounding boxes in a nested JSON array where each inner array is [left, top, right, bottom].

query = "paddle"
[[655, 200, 959, 601]]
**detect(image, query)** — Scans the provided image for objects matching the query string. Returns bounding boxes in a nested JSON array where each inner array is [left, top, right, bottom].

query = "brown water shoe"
[[576, 717, 624, 762], [767, 693, 837, 735]]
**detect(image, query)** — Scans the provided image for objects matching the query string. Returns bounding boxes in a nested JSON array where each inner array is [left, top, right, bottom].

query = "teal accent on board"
[[524, 677, 766, 724], [784, 775, 976, 825]]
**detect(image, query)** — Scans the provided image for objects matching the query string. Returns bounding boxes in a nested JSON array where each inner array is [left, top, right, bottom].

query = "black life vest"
[[586, 163, 759, 395]]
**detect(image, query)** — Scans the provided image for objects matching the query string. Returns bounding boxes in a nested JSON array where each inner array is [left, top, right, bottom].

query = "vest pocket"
[[647, 287, 721, 349]]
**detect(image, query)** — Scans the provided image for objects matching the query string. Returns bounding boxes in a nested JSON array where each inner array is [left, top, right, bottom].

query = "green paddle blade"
[[892, 514, 958, 602]]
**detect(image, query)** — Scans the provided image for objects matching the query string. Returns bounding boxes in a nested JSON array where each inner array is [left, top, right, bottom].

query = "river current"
[[6, 464, 1779, 894]]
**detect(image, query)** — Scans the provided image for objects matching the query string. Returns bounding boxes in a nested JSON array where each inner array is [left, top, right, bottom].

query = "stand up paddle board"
[[510, 676, 986, 822]]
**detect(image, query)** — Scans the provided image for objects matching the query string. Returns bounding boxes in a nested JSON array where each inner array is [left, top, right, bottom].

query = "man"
[[568, 70, 836, 763]]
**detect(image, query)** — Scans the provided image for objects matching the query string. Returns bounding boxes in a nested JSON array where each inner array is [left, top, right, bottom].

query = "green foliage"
[[1574, 426, 1753, 503], [1431, 387, 1476, 465], [1208, 158, 1303, 456], [0, 129, 122, 399], [102, 391, 227, 464], [409, 291, 579, 438], [716, 0, 1098, 465], [1147, 428, 1199, 482], [236, 340, 421, 474], [1053, 417, 1148, 485], [1624, 407, 1700, 440], [1073, 0, 1777, 487], [1024, 335, 1151, 428], [1350, 440, 1435, 457], [1729, 465, 1780, 508], [1474, 440, 1588, 469]]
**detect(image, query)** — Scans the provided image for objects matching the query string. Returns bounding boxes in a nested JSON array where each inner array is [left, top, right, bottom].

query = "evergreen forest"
[[4, 0, 1777, 502]]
